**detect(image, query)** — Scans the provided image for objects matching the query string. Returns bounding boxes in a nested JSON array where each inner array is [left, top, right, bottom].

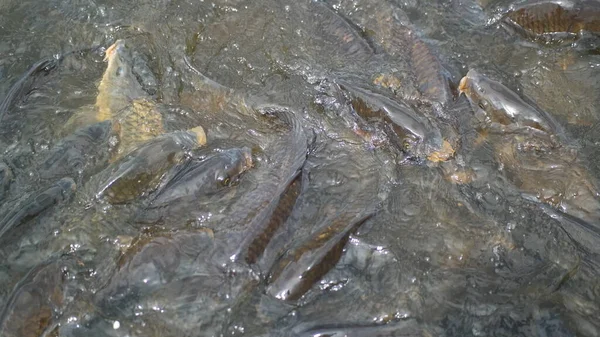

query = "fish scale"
[[226, 107, 309, 265]]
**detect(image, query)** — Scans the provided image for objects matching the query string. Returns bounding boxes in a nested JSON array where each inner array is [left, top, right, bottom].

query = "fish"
[[410, 39, 456, 106], [0, 177, 76, 242], [135, 146, 254, 225], [240, 172, 303, 264], [503, 0, 600, 43], [95, 229, 215, 313], [292, 319, 427, 337], [63, 40, 168, 161], [0, 57, 60, 122], [458, 69, 564, 137], [460, 69, 600, 224], [0, 258, 73, 337], [338, 80, 443, 160], [96, 127, 206, 205], [224, 106, 309, 265], [266, 211, 374, 301], [311, 1, 377, 63], [0, 161, 13, 204], [39, 120, 117, 183]]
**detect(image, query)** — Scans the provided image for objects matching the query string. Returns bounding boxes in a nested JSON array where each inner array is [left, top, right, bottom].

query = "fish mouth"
[[242, 148, 254, 169], [189, 126, 207, 146], [103, 39, 127, 62], [458, 75, 469, 96]]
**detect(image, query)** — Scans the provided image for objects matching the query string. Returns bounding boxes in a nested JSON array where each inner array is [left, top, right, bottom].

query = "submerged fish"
[[39, 120, 117, 182], [370, 6, 456, 106], [224, 107, 309, 265], [0, 259, 72, 337], [0, 161, 13, 203], [266, 212, 374, 301], [503, 0, 600, 43], [458, 69, 563, 136], [96, 127, 206, 204], [338, 81, 443, 160], [63, 40, 169, 161], [311, 1, 377, 63], [292, 319, 427, 337], [0, 177, 76, 241], [0, 57, 60, 122], [460, 69, 600, 223], [136, 146, 254, 224], [96, 229, 215, 313], [239, 171, 303, 264]]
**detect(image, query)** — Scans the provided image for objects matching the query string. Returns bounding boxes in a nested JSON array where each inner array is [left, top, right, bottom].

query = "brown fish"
[[311, 1, 377, 63], [242, 173, 303, 264], [266, 212, 374, 301], [0, 260, 71, 337], [458, 69, 563, 136], [410, 39, 455, 106], [503, 1, 600, 42], [96, 127, 205, 204], [460, 69, 600, 224], [338, 81, 443, 159]]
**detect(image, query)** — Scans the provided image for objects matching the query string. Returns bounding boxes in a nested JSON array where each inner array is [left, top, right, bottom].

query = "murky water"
[[1, 0, 600, 336]]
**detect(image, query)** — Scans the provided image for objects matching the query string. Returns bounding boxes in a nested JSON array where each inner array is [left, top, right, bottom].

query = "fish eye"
[[217, 173, 231, 186]]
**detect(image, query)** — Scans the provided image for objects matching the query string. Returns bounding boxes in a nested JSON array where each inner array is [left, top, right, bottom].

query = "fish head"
[[99, 40, 148, 102], [103, 40, 136, 83], [460, 69, 556, 132], [459, 69, 519, 126], [215, 147, 254, 187]]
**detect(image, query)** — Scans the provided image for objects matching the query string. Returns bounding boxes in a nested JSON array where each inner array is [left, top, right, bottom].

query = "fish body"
[[39, 120, 117, 182], [0, 161, 13, 203], [136, 146, 253, 224], [224, 107, 308, 265], [0, 177, 76, 241], [460, 69, 600, 223], [0, 57, 59, 122], [96, 127, 205, 204], [459, 69, 563, 136], [0, 259, 71, 337], [266, 212, 374, 301], [63, 40, 170, 161], [338, 81, 442, 159], [503, 0, 600, 43]]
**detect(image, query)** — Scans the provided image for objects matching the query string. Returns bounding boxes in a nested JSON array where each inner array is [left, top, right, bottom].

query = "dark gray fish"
[[291, 319, 427, 337], [0, 46, 102, 122], [337, 80, 442, 159], [95, 230, 214, 314], [266, 212, 374, 301], [0, 57, 59, 122], [458, 69, 564, 138], [0, 161, 13, 203], [523, 194, 600, 257], [96, 127, 204, 204], [135, 146, 254, 225], [39, 120, 116, 182], [0, 177, 76, 241], [224, 107, 309, 264], [311, 1, 378, 62], [0, 258, 72, 337]]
